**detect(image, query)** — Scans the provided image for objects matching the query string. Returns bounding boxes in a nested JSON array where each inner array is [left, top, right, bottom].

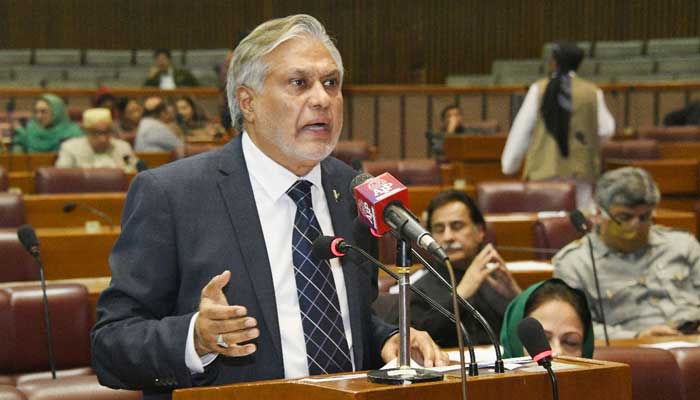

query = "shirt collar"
[[241, 131, 322, 202]]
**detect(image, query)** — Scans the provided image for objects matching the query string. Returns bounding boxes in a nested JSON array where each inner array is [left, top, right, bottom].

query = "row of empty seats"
[[448, 37, 700, 86], [0, 49, 229, 68]]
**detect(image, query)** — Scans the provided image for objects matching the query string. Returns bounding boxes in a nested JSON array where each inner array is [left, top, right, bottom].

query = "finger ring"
[[216, 333, 229, 348]]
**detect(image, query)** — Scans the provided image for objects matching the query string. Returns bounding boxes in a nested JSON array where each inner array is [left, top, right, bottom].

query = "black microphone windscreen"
[[312, 236, 342, 260], [569, 209, 589, 233], [63, 202, 77, 213], [349, 172, 373, 192], [517, 317, 552, 360], [17, 224, 39, 253]]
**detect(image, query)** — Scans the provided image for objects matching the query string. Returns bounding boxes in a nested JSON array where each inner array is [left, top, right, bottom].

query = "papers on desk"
[[641, 341, 700, 350], [506, 261, 554, 271]]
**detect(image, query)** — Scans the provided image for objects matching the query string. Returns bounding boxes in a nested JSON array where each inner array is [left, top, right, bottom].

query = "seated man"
[[426, 104, 465, 159], [55, 108, 138, 172], [144, 48, 199, 89], [554, 167, 700, 338], [386, 190, 521, 346], [134, 97, 183, 152]]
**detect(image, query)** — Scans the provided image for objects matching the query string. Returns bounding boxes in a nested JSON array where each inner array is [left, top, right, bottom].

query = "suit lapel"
[[321, 159, 365, 369], [215, 136, 283, 360]]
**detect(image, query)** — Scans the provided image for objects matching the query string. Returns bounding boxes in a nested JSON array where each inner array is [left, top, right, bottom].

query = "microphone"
[[568, 210, 609, 346], [352, 172, 447, 261], [63, 201, 115, 231], [313, 235, 479, 379], [16, 225, 57, 380], [517, 317, 559, 400]]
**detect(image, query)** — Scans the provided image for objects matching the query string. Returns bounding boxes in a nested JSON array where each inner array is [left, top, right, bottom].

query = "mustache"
[[443, 242, 464, 252]]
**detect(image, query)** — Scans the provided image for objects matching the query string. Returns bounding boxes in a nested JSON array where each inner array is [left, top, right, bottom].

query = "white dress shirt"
[[186, 132, 354, 377], [501, 72, 615, 176], [159, 68, 176, 90]]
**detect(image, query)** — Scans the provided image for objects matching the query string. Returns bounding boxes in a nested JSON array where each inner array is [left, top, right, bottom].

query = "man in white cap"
[[56, 108, 139, 172]]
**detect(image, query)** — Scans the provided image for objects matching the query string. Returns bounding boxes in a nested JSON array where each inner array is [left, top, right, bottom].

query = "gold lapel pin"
[[332, 189, 341, 202]]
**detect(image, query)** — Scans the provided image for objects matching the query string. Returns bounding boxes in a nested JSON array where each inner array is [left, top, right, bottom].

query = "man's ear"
[[237, 86, 255, 124]]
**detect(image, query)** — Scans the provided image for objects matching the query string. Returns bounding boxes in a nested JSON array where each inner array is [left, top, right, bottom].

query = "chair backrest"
[[0, 284, 92, 374], [476, 181, 577, 214], [532, 216, 583, 260], [34, 168, 128, 194], [670, 347, 700, 400], [0, 230, 38, 283], [594, 346, 685, 400], [331, 140, 376, 168], [362, 159, 441, 186], [172, 143, 223, 160], [0, 193, 24, 229], [601, 139, 660, 162], [637, 125, 700, 142]]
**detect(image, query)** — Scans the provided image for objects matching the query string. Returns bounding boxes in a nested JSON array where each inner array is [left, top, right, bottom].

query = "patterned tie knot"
[[287, 180, 314, 209]]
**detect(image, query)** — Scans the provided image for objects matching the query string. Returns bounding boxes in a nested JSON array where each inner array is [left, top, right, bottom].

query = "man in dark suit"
[[143, 48, 199, 89], [91, 14, 447, 399]]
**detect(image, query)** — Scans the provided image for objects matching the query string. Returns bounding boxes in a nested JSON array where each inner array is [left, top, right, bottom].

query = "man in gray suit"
[[91, 14, 447, 399]]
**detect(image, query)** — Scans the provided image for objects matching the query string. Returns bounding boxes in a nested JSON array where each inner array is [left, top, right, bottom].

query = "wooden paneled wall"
[[1, 1, 699, 84]]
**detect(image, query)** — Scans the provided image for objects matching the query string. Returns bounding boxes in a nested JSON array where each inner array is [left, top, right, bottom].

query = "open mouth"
[[303, 122, 329, 131]]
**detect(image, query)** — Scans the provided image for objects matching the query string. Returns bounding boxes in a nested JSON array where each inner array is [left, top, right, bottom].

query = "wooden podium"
[[173, 357, 631, 400]]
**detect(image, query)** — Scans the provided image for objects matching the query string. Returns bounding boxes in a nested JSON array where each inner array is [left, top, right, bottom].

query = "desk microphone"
[[62, 201, 115, 231], [17, 224, 57, 380], [569, 210, 609, 346], [517, 317, 559, 400]]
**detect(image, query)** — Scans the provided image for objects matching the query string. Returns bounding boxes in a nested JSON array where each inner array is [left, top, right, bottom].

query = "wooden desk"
[[136, 151, 173, 169], [173, 357, 630, 400], [25, 192, 126, 228], [35, 227, 119, 280], [602, 335, 700, 347], [443, 134, 507, 161], [9, 172, 135, 194], [0, 152, 56, 172], [606, 159, 700, 195], [658, 142, 700, 160]]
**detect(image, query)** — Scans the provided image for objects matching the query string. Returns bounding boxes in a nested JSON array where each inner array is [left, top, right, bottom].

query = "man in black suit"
[[91, 14, 447, 399]]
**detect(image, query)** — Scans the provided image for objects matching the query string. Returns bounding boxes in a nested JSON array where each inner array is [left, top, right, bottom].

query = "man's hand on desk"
[[194, 270, 259, 357], [380, 328, 450, 368]]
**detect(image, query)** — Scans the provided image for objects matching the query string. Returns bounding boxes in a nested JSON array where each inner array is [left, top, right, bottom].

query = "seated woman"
[[500, 278, 594, 358], [13, 94, 83, 153], [175, 96, 224, 140]]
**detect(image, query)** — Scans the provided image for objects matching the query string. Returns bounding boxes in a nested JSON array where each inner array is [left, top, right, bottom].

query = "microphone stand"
[[366, 239, 443, 385], [344, 243, 478, 374], [410, 249, 505, 373], [586, 235, 609, 346]]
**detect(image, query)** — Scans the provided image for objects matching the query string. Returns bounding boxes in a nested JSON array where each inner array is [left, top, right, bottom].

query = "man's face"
[[240, 37, 343, 174], [155, 53, 171, 72], [124, 100, 143, 124], [430, 201, 485, 265], [597, 203, 655, 253], [86, 121, 113, 153], [444, 107, 462, 124]]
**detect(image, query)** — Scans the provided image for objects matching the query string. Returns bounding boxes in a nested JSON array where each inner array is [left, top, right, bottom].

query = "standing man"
[[501, 42, 615, 209], [385, 190, 521, 347], [92, 15, 446, 399], [144, 48, 199, 89], [554, 167, 700, 339]]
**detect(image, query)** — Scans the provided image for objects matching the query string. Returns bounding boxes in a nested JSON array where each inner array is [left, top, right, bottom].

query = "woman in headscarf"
[[13, 94, 83, 153], [500, 278, 594, 358]]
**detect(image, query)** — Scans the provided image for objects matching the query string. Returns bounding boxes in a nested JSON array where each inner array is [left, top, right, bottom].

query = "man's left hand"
[[380, 328, 450, 367]]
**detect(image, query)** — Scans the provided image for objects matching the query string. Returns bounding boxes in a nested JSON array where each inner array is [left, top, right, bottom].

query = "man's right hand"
[[194, 270, 260, 357], [455, 244, 503, 299]]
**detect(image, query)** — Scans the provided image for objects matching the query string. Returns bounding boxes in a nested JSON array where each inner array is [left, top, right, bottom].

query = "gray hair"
[[595, 167, 660, 210], [226, 14, 344, 131]]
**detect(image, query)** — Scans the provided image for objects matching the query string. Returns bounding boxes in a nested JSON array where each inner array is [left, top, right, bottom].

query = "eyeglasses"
[[600, 206, 653, 225]]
